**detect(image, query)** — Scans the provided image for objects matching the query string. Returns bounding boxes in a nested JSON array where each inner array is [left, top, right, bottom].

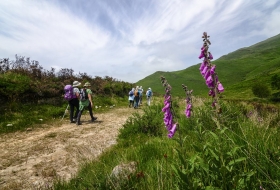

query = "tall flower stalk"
[[182, 84, 193, 118], [198, 32, 224, 113], [160, 76, 178, 138]]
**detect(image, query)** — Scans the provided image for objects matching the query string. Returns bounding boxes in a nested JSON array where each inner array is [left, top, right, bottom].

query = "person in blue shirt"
[[128, 88, 135, 107], [146, 87, 153, 106], [138, 86, 143, 106]]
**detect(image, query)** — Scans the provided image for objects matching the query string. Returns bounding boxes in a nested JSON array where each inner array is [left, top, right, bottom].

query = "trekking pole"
[[61, 104, 69, 121]]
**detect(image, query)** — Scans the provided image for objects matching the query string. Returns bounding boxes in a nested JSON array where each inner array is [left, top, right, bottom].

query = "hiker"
[[128, 88, 135, 107], [69, 81, 81, 123], [146, 87, 153, 106], [138, 86, 143, 105], [134, 86, 140, 109], [76, 82, 97, 125]]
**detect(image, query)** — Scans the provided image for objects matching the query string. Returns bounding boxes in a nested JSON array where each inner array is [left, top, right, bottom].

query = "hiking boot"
[[91, 117, 98, 122], [76, 122, 82, 125], [70, 121, 75, 123]]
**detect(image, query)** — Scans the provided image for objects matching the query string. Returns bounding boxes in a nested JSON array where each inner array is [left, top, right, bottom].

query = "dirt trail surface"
[[0, 107, 136, 189]]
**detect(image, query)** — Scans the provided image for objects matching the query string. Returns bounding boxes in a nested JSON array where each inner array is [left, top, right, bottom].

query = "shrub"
[[118, 104, 164, 139], [252, 83, 271, 98]]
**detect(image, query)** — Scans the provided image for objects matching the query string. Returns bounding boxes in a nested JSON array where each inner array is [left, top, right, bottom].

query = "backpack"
[[134, 90, 139, 97], [80, 88, 88, 101], [64, 85, 76, 101], [129, 90, 134, 96], [147, 90, 152, 97]]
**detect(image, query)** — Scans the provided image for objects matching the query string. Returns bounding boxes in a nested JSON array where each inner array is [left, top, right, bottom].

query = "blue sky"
[[0, 0, 279, 83]]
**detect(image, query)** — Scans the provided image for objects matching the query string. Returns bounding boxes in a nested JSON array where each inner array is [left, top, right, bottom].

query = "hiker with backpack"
[[138, 86, 143, 105], [134, 86, 140, 109], [146, 87, 153, 106], [64, 81, 81, 123], [76, 82, 97, 125], [128, 88, 135, 107]]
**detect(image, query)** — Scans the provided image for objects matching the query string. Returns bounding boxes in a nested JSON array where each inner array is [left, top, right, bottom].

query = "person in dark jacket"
[[69, 81, 81, 123]]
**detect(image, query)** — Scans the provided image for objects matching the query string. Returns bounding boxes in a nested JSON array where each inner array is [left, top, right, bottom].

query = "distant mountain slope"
[[137, 33, 280, 99]]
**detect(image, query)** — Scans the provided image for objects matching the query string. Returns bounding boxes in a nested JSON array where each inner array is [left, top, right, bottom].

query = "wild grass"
[[54, 97, 280, 189]]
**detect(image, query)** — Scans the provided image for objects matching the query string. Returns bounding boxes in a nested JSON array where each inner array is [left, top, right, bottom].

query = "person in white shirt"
[[146, 87, 152, 106]]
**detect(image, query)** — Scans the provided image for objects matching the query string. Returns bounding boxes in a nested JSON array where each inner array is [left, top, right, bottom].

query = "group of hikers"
[[64, 81, 97, 125], [64, 82, 153, 124], [128, 86, 153, 108]]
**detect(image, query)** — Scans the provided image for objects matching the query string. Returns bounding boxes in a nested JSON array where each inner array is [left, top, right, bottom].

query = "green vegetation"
[[0, 55, 133, 133], [1, 33, 280, 189], [55, 98, 280, 189], [252, 83, 271, 98], [137, 34, 280, 100]]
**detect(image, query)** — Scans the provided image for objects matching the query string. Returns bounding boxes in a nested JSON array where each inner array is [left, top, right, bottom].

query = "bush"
[[118, 104, 164, 139], [252, 83, 271, 98]]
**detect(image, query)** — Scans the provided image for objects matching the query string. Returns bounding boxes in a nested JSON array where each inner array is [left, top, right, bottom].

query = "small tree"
[[252, 83, 271, 98]]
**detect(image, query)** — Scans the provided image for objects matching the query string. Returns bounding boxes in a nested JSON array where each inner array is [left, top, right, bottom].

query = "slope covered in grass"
[[137, 34, 280, 99]]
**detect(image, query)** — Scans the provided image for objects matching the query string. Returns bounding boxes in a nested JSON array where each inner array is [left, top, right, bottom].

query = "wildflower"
[[182, 84, 193, 118], [168, 123, 177, 138], [198, 32, 224, 110], [217, 82, 224, 92], [208, 52, 213, 60], [160, 76, 177, 138]]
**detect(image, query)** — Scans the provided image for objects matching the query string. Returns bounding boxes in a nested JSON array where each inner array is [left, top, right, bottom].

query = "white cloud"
[[0, 0, 279, 83]]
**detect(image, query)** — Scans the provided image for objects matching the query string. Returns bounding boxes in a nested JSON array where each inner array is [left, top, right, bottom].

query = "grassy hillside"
[[137, 33, 280, 99]]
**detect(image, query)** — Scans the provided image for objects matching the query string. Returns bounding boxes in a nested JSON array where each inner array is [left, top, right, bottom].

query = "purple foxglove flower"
[[217, 82, 224, 92], [201, 65, 208, 76], [199, 61, 207, 71], [164, 114, 171, 122], [187, 104, 192, 110], [164, 112, 170, 117], [204, 69, 210, 80], [207, 81, 215, 88], [210, 65, 216, 74], [208, 52, 213, 60], [168, 123, 177, 138], [186, 109, 191, 118], [198, 49, 206, 59], [206, 75, 213, 85], [164, 100, 170, 105], [198, 53, 204, 59], [208, 89, 215, 96], [162, 103, 170, 112], [165, 95, 171, 101]]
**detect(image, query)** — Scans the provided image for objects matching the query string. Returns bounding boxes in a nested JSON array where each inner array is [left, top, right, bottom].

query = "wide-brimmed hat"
[[84, 82, 91, 87], [148, 87, 151, 90], [73, 81, 81, 87]]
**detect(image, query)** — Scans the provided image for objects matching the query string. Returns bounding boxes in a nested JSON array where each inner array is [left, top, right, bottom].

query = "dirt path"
[[0, 107, 138, 189]]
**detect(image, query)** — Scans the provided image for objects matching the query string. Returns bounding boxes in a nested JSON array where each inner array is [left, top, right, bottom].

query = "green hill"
[[136, 33, 280, 99]]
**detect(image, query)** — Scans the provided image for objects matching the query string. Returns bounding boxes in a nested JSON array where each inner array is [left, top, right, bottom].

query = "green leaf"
[[220, 127, 228, 134], [209, 131, 219, 140], [197, 156, 209, 173], [205, 186, 222, 190], [229, 157, 246, 166], [192, 144, 202, 153], [209, 149, 219, 161]]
